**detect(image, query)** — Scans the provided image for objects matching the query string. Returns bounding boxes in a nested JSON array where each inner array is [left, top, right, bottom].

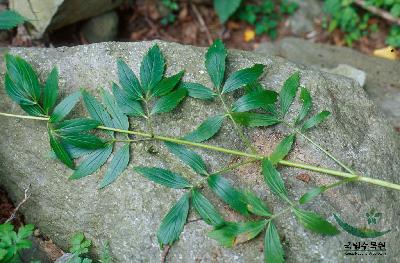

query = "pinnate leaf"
[[301, 111, 331, 131], [99, 144, 130, 188], [293, 208, 339, 235], [262, 159, 288, 200], [192, 188, 224, 227], [232, 89, 278, 112], [269, 134, 295, 165], [207, 174, 249, 216], [140, 45, 165, 92], [205, 39, 227, 89], [222, 64, 264, 94], [151, 88, 187, 114], [280, 72, 300, 116], [43, 67, 59, 114], [134, 167, 192, 189], [264, 222, 284, 263], [157, 193, 190, 247], [230, 112, 280, 127], [179, 82, 216, 100], [50, 91, 81, 123], [183, 114, 225, 142], [165, 142, 208, 176], [117, 59, 143, 99], [70, 145, 113, 180]]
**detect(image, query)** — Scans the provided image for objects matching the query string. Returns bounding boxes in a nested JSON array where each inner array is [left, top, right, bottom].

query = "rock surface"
[[256, 37, 400, 128], [9, 0, 123, 38], [81, 11, 119, 43], [0, 41, 399, 262]]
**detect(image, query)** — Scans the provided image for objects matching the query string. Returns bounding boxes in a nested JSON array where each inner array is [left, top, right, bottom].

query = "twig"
[[354, 0, 400, 26], [160, 245, 171, 263], [190, 2, 213, 45], [6, 185, 31, 223]]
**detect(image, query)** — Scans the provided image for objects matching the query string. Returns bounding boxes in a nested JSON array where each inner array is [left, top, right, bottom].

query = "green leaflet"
[[279, 72, 300, 116], [53, 118, 101, 134], [164, 142, 208, 176], [42, 67, 59, 114], [20, 104, 45, 117], [264, 222, 284, 263], [262, 159, 288, 200], [301, 111, 331, 131], [207, 174, 249, 216], [222, 64, 265, 94], [179, 82, 217, 100], [208, 220, 267, 247], [295, 87, 312, 124], [116, 59, 143, 99], [99, 144, 130, 188], [50, 91, 81, 123], [151, 71, 184, 97], [299, 187, 325, 204], [70, 145, 113, 180], [151, 88, 187, 114], [243, 190, 272, 217], [183, 114, 225, 142], [269, 134, 295, 165], [214, 0, 242, 23], [140, 45, 165, 92], [244, 81, 263, 93], [134, 167, 192, 189], [61, 133, 106, 149], [82, 90, 114, 128], [232, 90, 278, 112], [333, 214, 390, 238], [112, 83, 145, 117], [0, 10, 26, 30], [48, 128, 74, 169], [293, 208, 339, 235], [102, 89, 129, 130], [230, 112, 281, 127], [191, 188, 224, 227], [157, 192, 190, 247], [69, 233, 91, 256], [4, 73, 36, 106], [5, 54, 40, 103], [205, 39, 227, 89]]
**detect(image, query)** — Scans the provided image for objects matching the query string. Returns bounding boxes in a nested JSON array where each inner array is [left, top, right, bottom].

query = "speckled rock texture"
[[0, 41, 399, 263]]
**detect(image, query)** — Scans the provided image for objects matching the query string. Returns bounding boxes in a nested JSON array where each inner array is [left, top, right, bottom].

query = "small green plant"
[[67, 233, 111, 263], [0, 223, 34, 262], [1, 39, 399, 262], [160, 0, 179, 26], [236, 0, 298, 39], [323, 0, 400, 47], [0, 10, 26, 30]]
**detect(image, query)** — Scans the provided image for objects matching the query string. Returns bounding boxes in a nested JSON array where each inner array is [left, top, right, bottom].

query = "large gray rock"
[[81, 11, 119, 43], [0, 41, 399, 262], [9, 0, 123, 38], [256, 37, 400, 128]]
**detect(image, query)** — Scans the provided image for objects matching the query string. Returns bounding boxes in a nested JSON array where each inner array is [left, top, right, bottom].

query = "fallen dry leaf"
[[373, 46, 398, 60]]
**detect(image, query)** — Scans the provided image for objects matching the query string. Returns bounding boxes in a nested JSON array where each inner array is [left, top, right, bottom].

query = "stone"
[[9, 0, 123, 38], [81, 11, 119, 43], [323, 64, 366, 87], [0, 41, 399, 262], [289, 0, 322, 35], [256, 37, 400, 128]]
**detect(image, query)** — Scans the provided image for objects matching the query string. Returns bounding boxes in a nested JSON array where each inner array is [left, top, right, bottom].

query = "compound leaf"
[[43, 67, 59, 114], [49, 129, 74, 169], [152, 71, 184, 97], [140, 45, 165, 92], [151, 88, 187, 114], [301, 111, 331, 131], [61, 133, 106, 149], [117, 59, 143, 99], [207, 174, 249, 216], [165, 142, 208, 176], [82, 90, 114, 128], [293, 208, 339, 235], [50, 91, 81, 123], [205, 39, 227, 89], [157, 192, 190, 247], [243, 190, 272, 217], [134, 167, 192, 189], [232, 90, 278, 112], [54, 118, 100, 134], [269, 134, 295, 165], [231, 112, 280, 127], [179, 82, 217, 100], [70, 145, 113, 180], [99, 144, 130, 188], [264, 222, 284, 263], [192, 188, 224, 227], [280, 72, 300, 116], [183, 114, 225, 142], [222, 64, 264, 94], [262, 159, 288, 200], [102, 89, 129, 130], [112, 83, 145, 117]]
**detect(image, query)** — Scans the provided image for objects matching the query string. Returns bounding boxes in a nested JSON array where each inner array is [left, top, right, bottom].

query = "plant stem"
[[210, 158, 259, 176], [143, 98, 154, 135], [218, 93, 258, 153], [1, 112, 400, 191]]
